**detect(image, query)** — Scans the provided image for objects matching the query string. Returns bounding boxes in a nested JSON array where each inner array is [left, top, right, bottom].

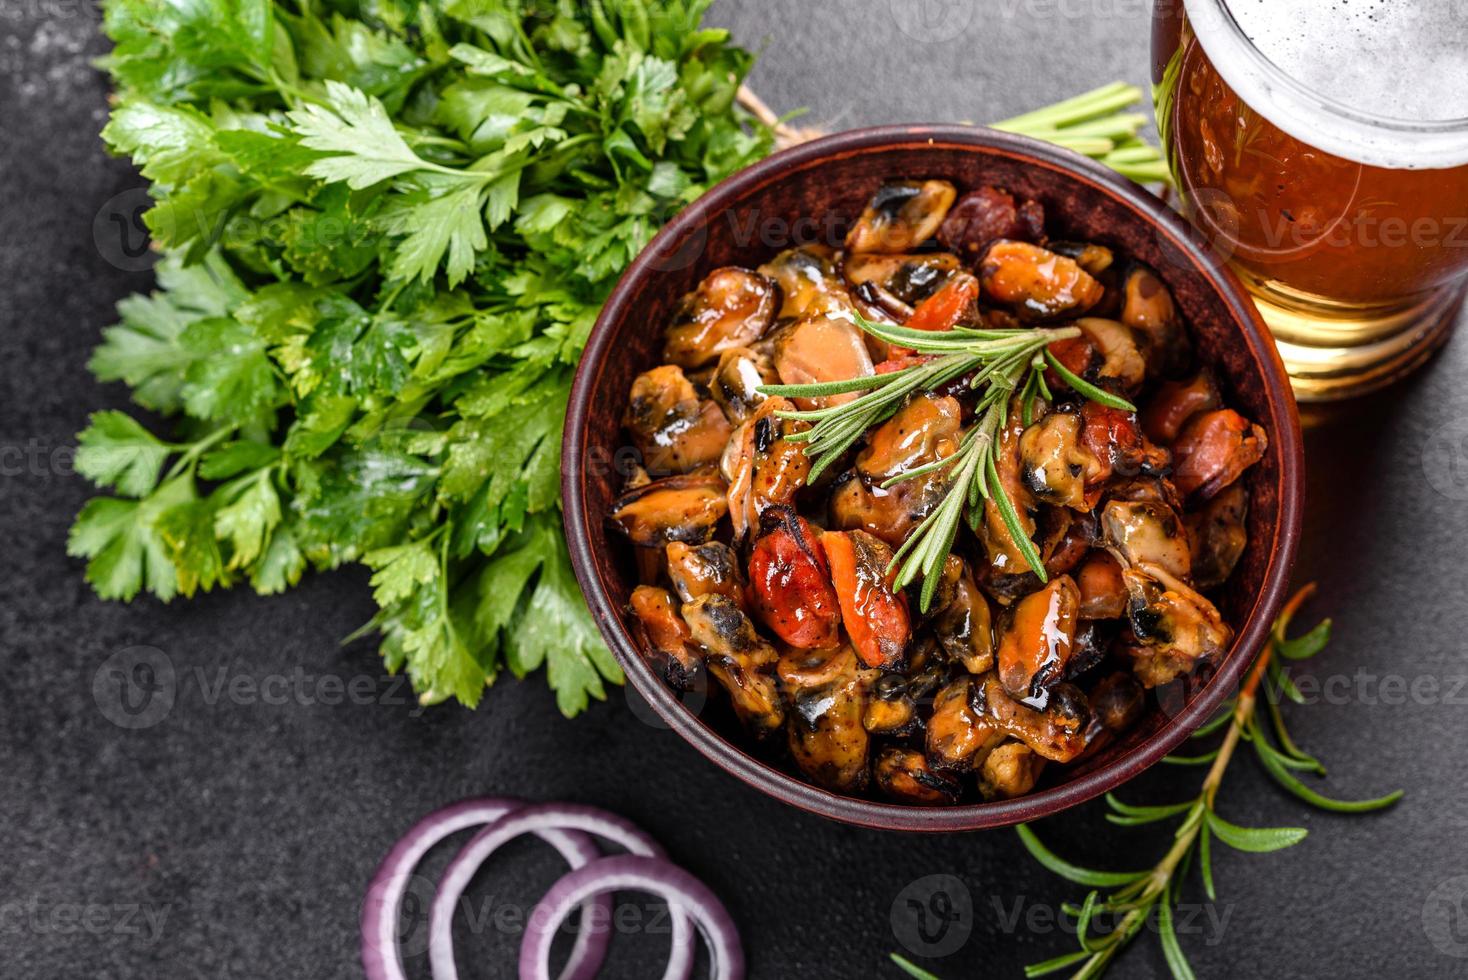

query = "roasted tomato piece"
[[937, 185, 1045, 259], [977, 741, 1046, 800], [873, 747, 962, 805], [1079, 400, 1170, 485], [842, 252, 961, 306], [1187, 483, 1248, 591], [708, 347, 777, 425], [771, 312, 876, 410], [887, 272, 981, 357], [609, 473, 728, 547], [1171, 409, 1267, 502], [629, 586, 702, 689], [724, 396, 812, 541], [1019, 409, 1105, 511], [748, 506, 841, 649], [931, 558, 996, 674], [979, 240, 1104, 319], [665, 541, 745, 607], [663, 267, 777, 369], [1100, 498, 1193, 583], [758, 245, 850, 320], [928, 677, 1005, 771], [997, 575, 1081, 702], [623, 364, 733, 475], [681, 594, 785, 736], [823, 530, 911, 670], [779, 646, 873, 793], [971, 674, 1090, 763], [1075, 551, 1128, 620], [1141, 370, 1221, 445], [845, 180, 957, 253]]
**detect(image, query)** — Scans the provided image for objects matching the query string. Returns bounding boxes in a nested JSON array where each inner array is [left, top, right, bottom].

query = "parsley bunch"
[[71, 0, 772, 712]]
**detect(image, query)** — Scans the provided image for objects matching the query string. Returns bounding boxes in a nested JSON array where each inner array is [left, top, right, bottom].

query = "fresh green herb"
[[890, 587, 1401, 980], [1013, 585, 1401, 980], [75, 0, 1168, 713], [74, 0, 772, 712], [762, 314, 1134, 611]]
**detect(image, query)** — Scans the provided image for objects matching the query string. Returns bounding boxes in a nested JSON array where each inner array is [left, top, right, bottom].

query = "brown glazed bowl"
[[562, 125, 1303, 832]]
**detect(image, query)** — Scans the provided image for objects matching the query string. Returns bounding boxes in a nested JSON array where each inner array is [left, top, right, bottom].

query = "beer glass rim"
[[1181, 0, 1468, 167]]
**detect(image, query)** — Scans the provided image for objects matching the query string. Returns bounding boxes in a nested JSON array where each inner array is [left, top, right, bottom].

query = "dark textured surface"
[[3, 2, 1467, 979]]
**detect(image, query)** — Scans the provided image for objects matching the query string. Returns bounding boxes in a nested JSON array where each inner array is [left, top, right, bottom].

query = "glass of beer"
[[1152, 0, 1468, 400]]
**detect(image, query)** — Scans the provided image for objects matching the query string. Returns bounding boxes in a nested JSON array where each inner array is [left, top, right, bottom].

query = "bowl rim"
[[562, 123, 1304, 832]]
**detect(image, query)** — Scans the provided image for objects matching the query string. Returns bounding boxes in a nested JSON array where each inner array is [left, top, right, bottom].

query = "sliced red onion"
[[429, 803, 696, 980], [361, 798, 612, 980], [522, 855, 745, 980]]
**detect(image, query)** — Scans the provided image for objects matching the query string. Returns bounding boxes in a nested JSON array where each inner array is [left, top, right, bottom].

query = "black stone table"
[[4, 2, 1466, 977]]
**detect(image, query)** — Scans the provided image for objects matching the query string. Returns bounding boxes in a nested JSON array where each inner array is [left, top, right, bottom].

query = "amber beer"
[[1153, 0, 1468, 399]]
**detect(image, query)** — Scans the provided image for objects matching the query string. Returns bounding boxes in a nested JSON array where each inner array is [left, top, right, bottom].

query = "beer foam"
[[1186, 0, 1468, 168]]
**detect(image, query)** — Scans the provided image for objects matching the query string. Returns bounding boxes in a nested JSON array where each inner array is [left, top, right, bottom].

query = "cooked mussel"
[[979, 240, 1105, 319], [977, 741, 1046, 800], [996, 575, 1080, 702], [610, 473, 728, 547], [1120, 564, 1232, 688], [709, 347, 778, 424], [931, 557, 995, 674], [1100, 498, 1193, 583], [624, 364, 734, 476], [928, 676, 1005, 771], [1019, 408, 1105, 511], [771, 312, 876, 410], [724, 396, 812, 540], [780, 645, 873, 793], [681, 593, 784, 736], [1186, 482, 1248, 591], [846, 180, 957, 253], [1171, 409, 1267, 503], [629, 585, 702, 689], [758, 245, 851, 320], [665, 540, 745, 607], [873, 746, 962, 805], [842, 252, 960, 306], [664, 267, 778, 369]]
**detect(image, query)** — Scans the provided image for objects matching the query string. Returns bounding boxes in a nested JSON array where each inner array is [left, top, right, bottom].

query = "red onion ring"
[[429, 803, 696, 980], [360, 798, 612, 980], [521, 855, 745, 980]]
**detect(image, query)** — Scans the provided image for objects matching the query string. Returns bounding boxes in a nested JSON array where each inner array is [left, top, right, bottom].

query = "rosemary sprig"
[[890, 586, 1402, 980], [760, 314, 1133, 610]]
